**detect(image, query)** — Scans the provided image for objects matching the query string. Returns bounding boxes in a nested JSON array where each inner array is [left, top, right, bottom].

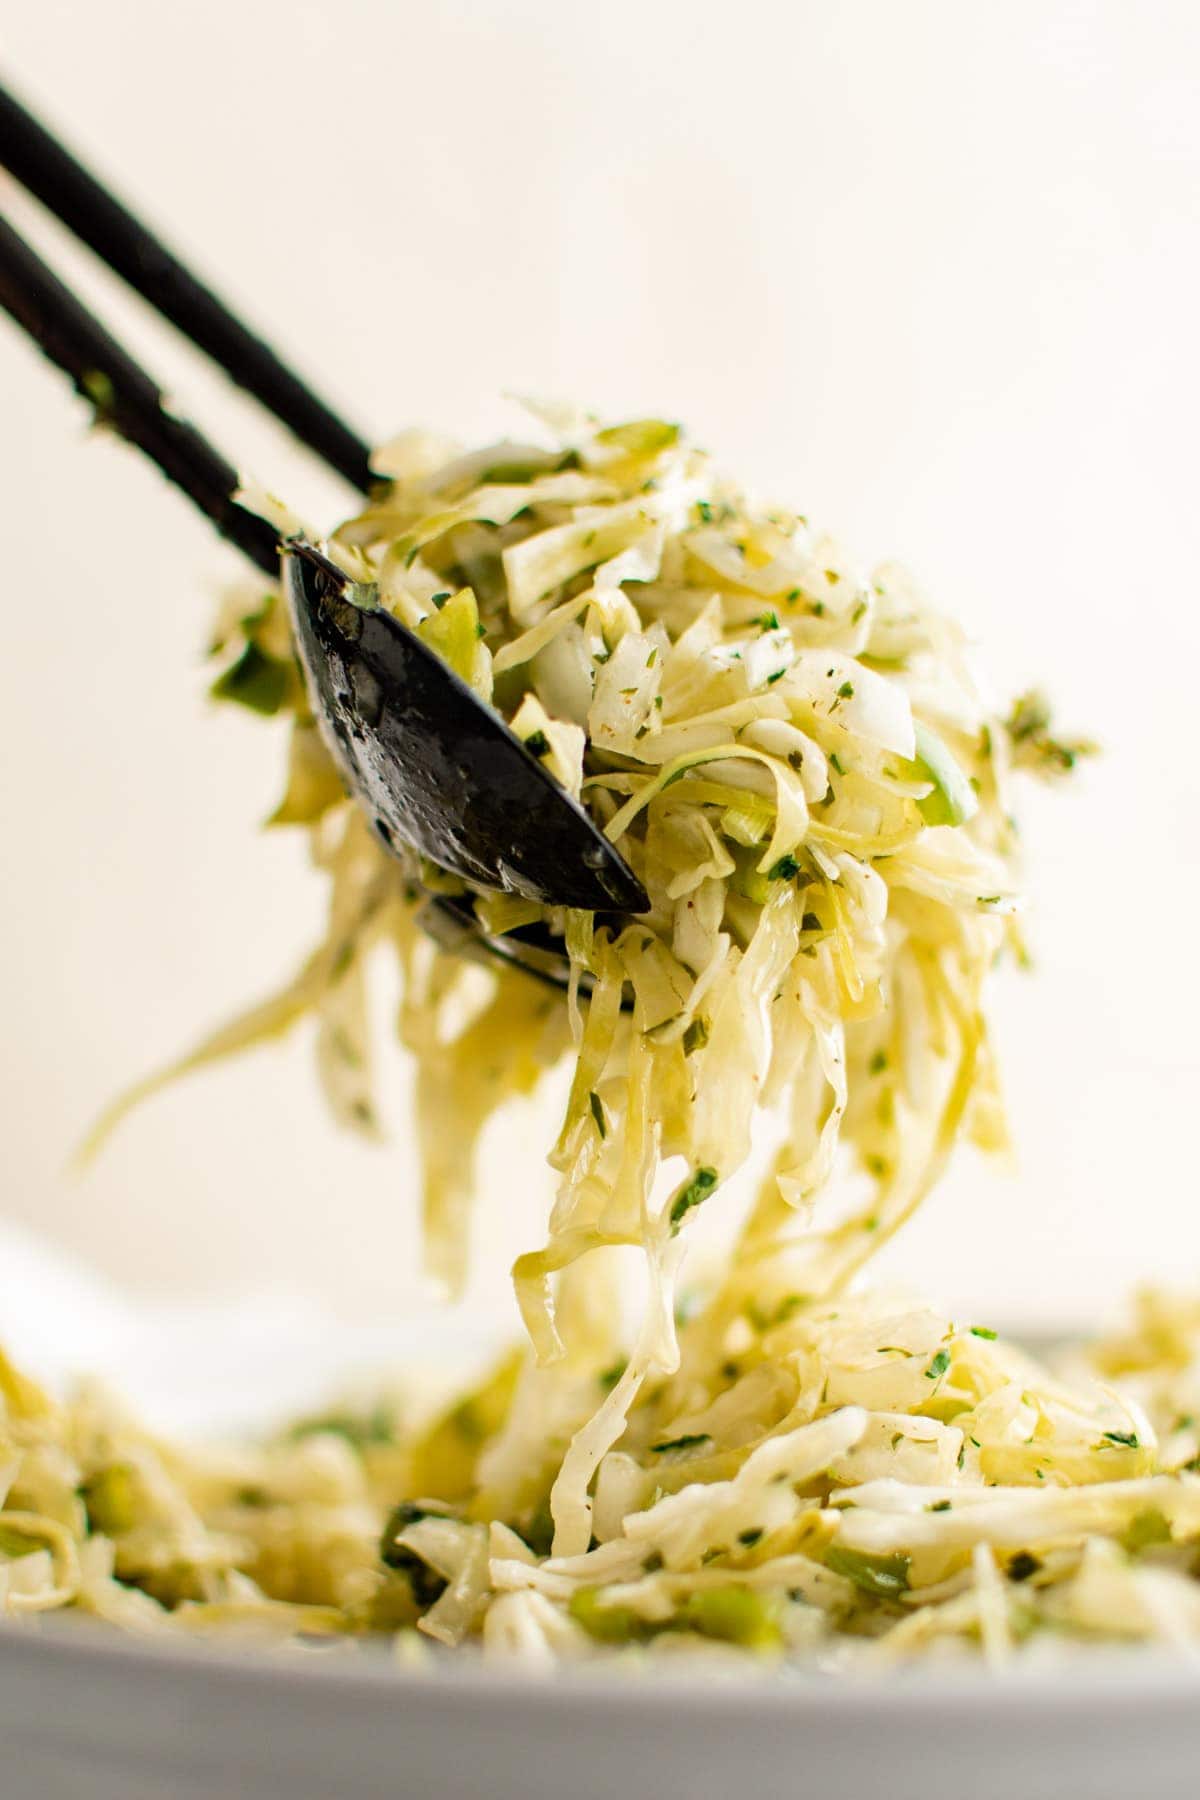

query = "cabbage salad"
[[12, 408, 1196, 1667]]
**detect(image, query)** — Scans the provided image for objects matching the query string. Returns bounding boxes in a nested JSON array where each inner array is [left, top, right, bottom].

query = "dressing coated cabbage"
[[37, 408, 1187, 1671]]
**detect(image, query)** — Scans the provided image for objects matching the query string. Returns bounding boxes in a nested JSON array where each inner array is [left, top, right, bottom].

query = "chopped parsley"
[[768, 853, 802, 881], [1006, 1551, 1041, 1584], [589, 1090, 607, 1138], [924, 1348, 952, 1382], [81, 367, 115, 415], [380, 1502, 453, 1605], [670, 1166, 718, 1231], [651, 1433, 712, 1455], [969, 1326, 998, 1341], [1003, 690, 1096, 777], [523, 730, 550, 758], [1100, 1429, 1140, 1449]]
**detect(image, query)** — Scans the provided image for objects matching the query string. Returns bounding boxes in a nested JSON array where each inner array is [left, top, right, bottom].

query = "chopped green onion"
[[826, 1546, 911, 1599]]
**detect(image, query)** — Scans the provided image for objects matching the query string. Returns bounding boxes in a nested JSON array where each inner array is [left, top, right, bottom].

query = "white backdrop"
[[1, 0, 1197, 1337]]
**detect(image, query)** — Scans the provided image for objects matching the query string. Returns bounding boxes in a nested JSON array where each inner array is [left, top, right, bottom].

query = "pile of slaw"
[[15, 407, 1186, 1667]]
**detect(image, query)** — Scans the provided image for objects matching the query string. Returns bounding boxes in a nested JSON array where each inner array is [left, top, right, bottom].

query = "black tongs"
[[0, 82, 648, 971]]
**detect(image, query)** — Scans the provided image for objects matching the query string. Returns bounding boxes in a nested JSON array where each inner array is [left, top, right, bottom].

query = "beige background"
[[1, 0, 1198, 1335]]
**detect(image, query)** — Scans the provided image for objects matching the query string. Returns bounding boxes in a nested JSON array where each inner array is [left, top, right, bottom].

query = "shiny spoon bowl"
[[284, 543, 649, 914], [0, 82, 648, 960]]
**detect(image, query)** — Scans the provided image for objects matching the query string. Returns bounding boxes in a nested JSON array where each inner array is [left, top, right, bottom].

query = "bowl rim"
[[3, 1610, 1199, 1720]]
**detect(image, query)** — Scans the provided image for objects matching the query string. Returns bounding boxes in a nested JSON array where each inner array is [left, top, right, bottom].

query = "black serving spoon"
[[286, 545, 644, 909], [0, 81, 648, 932]]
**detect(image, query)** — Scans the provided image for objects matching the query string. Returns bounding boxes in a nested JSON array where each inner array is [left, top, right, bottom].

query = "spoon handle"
[[0, 211, 279, 577], [0, 79, 374, 496]]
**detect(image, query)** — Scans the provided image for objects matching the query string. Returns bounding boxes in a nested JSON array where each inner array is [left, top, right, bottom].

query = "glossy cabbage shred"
[[40, 406, 1193, 1670]]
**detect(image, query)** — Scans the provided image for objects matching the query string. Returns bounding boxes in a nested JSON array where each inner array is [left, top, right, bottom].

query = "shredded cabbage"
[[4, 1293, 1200, 1662], [41, 406, 1187, 1669]]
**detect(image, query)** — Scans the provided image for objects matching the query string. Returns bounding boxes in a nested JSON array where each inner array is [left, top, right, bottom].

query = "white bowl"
[[2, 1616, 1198, 1800]]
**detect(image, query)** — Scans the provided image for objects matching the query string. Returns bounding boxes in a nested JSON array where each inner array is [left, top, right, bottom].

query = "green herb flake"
[[755, 611, 780, 632], [651, 1432, 712, 1456], [927, 1499, 952, 1513], [683, 1017, 710, 1055], [1003, 689, 1096, 777], [81, 367, 116, 415], [598, 1359, 627, 1393], [523, 730, 551, 757], [737, 1527, 764, 1548], [828, 752, 846, 776], [925, 1348, 952, 1382], [1007, 1551, 1041, 1583], [695, 500, 713, 524], [430, 591, 452, 609], [1100, 1429, 1140, 1449], [836, 680, 855, 700], [589, 1090, 607, 1138], [969, 1326, 998, 1341], [768, 853, 802, 881], [868, 1050, 888, 1075], [380, 1501, 453, 1606], [669, 1166, 719, 1231]]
